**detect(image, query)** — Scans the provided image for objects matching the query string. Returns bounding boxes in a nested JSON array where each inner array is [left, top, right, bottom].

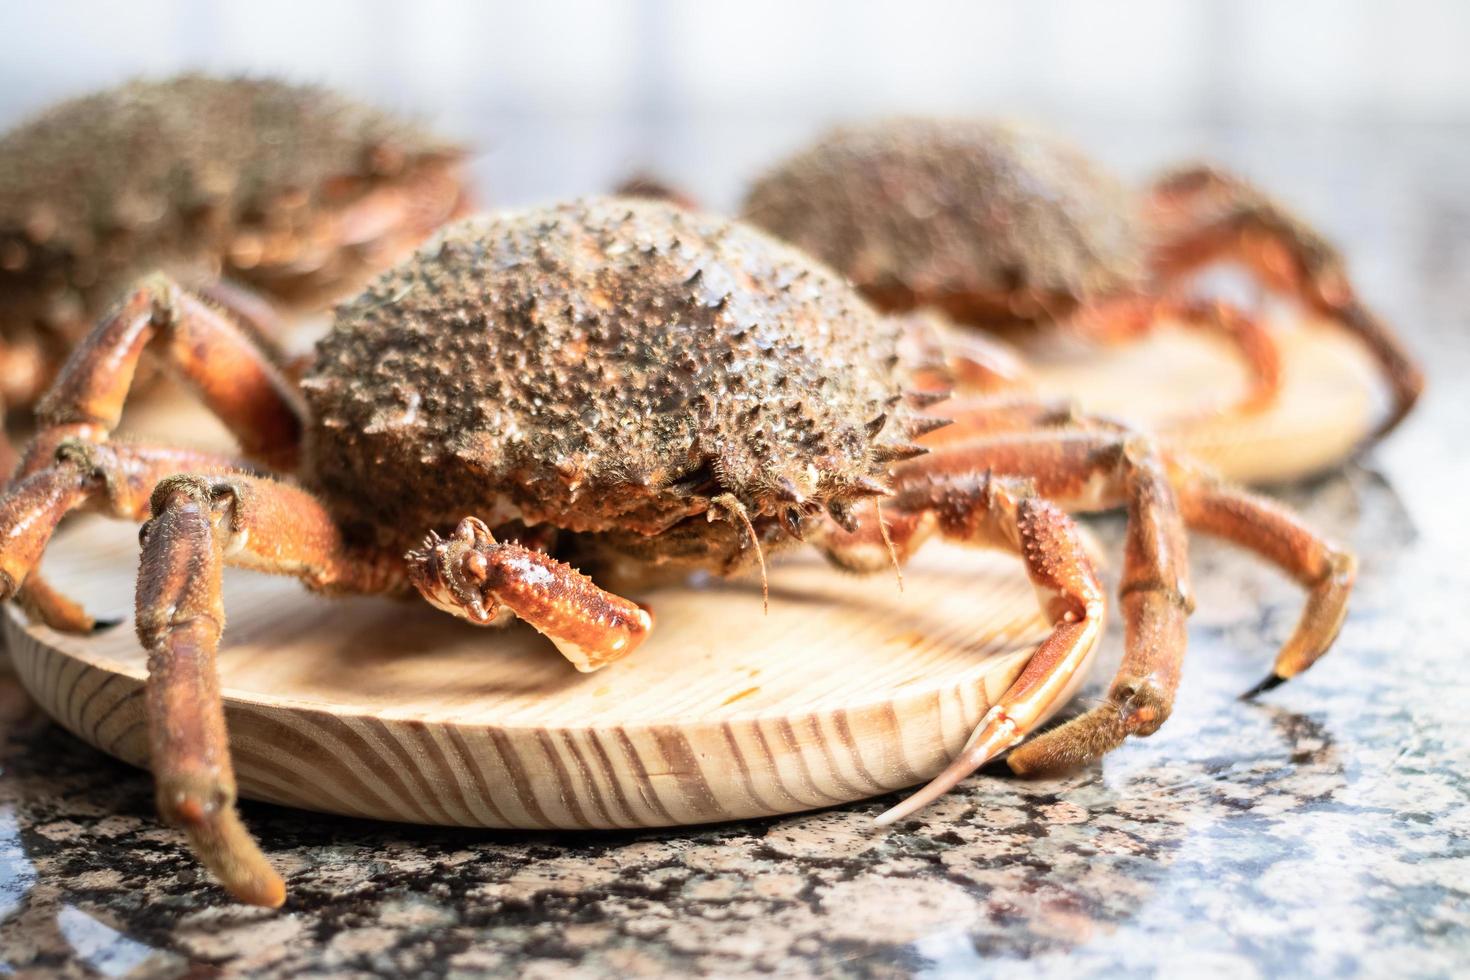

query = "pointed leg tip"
[[90, 616, 123, 634], [872, 807, 903, 829], [1240, 672, 1287, 700], [228, 871, 287, 909], [258, 876, 288, 909]]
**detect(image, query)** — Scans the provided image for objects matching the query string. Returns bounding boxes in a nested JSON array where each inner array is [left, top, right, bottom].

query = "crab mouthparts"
[[405, 521, 500, 625]]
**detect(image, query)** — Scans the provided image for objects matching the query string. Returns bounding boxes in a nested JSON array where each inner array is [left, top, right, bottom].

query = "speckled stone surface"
[[0, 126, 1467, 978]]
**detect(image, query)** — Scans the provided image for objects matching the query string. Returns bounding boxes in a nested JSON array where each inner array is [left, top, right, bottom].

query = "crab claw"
[[406, 518, 506, 625], [406, 517, 653, 671]]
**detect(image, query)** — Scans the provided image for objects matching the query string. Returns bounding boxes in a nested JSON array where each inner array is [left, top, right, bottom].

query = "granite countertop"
[[1, 127, 1468, 978]]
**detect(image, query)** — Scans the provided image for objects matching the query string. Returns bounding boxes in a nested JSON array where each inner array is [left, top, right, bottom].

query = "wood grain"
[[6, 517, 1058, 829]]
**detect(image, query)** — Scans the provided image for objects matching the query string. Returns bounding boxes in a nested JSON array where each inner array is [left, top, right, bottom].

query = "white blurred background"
[[0, 0, 1467, 209]]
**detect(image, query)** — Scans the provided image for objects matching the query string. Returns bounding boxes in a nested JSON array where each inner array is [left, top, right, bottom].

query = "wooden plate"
[[6, 517, 1062, 829], [1027, 314, 1387, 484]]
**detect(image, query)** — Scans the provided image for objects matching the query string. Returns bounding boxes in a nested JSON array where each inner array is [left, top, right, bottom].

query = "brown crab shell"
[[302, 197, 932, 564], [740, 117, 1146, 326], [0, 74, 468, 384]]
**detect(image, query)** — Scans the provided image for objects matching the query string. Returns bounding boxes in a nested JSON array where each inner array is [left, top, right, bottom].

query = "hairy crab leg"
[[27, 272, 303, 475], [918, 430, 1354, 697], [887, 433, 1185, 818], [137, 474, 402, 906], [194, 279, 291, 352], [1067, 294, 1283, 417], [1147, 164, 1423, 438], [139, 478, 280, 908], [814, 472, 1109, 825], [406, 517, 653, 672], [0, 443, 257, 626], [4, 272, 305, 627], [1165, 457, 1356, 692]]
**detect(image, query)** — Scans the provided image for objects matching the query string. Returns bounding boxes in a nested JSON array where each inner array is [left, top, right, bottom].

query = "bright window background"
[[1, 0, 1467, 207]]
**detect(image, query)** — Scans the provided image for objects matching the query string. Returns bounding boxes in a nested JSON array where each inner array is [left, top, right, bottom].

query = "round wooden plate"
[[6, 517, 1060, 829]]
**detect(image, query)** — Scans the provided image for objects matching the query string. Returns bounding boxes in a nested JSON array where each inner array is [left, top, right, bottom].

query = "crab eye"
[[779, 507, 805, 541], [453, 517, 495, 547], [459, 550, 489, 583]]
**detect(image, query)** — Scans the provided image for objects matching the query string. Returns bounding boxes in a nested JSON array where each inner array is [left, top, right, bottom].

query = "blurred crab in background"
[[0, 73, 472, 464], [739, 117, 1424, 444]]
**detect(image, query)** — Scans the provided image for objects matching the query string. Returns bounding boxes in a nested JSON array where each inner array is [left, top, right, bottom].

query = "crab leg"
[[1146, 164, 1423, 437], [0, 443, 257, 627], [137, 473, 401, 907], [195, 279, 291, 351], [924, 393, 1084, 440], [918, 429, 1353, 696], [26, 272, 303, 475], [895, 312, 1035, 394], [1067, 294, 1282, 416], [1166, 456, 1356, 691], [4, 272, 304, 627], [814, 472, 1109, 825], [872, 432, 1185, 819]]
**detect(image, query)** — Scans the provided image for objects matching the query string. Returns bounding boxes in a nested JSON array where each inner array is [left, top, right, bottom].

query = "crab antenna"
[[874, 498, 903, 592], [713, 493, 768, 613]]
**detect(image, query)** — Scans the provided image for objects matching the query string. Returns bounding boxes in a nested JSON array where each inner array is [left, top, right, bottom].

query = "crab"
[[740, 117, 1423, 439], [0, 198, 1354, 906], [0, 73, 472, 451]]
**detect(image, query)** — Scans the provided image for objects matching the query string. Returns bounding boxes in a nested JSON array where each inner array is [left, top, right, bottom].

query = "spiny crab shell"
[[740, 117, 1145, 326], [302, 197, 935, 568], [0, 73, 468, 401]]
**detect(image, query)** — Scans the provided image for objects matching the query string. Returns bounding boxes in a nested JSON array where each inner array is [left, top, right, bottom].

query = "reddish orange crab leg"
[[902, 430, 1192, 786], [6, 273, 305, 627], [1167, 458, 1356, 692], [895, 312, 1035, 394], [195, 279, 291, 350], [921, 428, 1353, 695], [137, 478, 284, 908], [407, 518, 652, 672], [0, 443, 256, 627], [821, 473, 1107, 826], [136, 473, 401, 906], [1069, 294, 1283, 416], [1007, 439, 1193, 775], [32, 273, 303, 473], [922, 394, 1082, 442], [0, 462, 91, 599], [1147, 165, 1423, 438]]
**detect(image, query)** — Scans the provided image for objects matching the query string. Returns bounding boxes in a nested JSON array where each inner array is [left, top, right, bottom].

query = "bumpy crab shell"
[[740, 117, 1145, 324], [0, 73, 466, 373], [303, 197, 928, 561]]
